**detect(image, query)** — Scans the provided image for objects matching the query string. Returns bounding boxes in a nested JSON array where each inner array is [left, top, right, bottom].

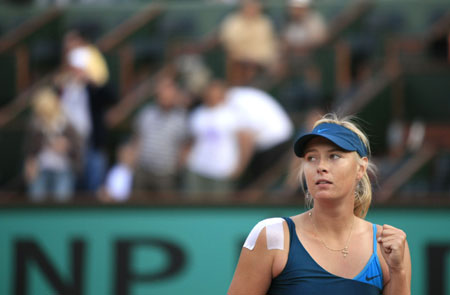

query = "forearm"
[[178, 140, 193, 168], [235, 131, 255, 176], [384, 269, 410, 295]]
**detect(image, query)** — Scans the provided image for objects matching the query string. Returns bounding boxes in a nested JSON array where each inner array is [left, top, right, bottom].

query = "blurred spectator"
[[175, 54, 212, 104], [219, 0, 279, 85], [64, 29, 108, 87], [61, 28, 116, 194], [226, 84, 294, 190], [132, 76, 189, 194], [99, 141, 136, 203], [374, 119, 408, 186], [333, 36, 375, 109], [24, 87, 81, 202], [57, 72, 91, 145], [276, 0, 327, 111], [375, 118, 427, 196], [406, 119, 426, 153], [184, 80, 249, 197], [282, 0, 327, 52]]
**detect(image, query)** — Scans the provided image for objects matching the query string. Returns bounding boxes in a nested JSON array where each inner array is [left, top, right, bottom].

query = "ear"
[[356, 156, 368, 180]]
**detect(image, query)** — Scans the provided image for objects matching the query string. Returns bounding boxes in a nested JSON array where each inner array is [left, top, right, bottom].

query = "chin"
[[313, 192, 334, 199], [313, 191, 342, 201]]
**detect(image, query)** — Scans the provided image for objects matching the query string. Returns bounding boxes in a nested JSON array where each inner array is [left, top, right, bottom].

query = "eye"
[[330, 153, 341, 160], [306, 155, 317, 162]]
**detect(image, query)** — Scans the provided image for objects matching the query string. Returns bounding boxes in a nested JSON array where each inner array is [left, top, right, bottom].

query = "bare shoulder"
[[288, 211, 315, 238], [228, 218, 288, 295], [289, 212, 309, 225], [244, 217, 292, 277], [244, 217, 286, 250], [353, 218, 376, 244]]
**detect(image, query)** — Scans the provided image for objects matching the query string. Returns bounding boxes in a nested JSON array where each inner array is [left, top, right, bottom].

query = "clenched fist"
[[377, 224, 407, 272]]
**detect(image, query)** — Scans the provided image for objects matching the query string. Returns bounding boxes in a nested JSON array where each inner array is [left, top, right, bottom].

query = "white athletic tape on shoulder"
[[243, 218, 285, 251]]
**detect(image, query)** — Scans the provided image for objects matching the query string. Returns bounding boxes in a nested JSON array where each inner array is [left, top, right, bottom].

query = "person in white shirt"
[[100, 142, 136, 202], [226, 85, 294, 189], [184, 80, 251, 198]]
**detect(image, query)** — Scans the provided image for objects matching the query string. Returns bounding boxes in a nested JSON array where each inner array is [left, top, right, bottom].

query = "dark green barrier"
[[0, 205, 449, 295]]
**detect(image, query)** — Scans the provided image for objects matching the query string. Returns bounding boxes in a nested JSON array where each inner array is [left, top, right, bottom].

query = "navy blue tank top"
[[268, 217, 383, 295]]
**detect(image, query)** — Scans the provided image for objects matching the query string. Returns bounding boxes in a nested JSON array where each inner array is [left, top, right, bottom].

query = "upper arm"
[[228, 227, 274, 295]]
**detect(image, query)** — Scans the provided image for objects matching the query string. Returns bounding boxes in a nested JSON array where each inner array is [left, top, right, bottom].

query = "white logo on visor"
[[317, 129, 328, 133]]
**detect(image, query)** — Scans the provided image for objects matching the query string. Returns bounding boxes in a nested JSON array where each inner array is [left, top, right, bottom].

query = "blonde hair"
[[298, 113, 376, 218], [32, 87, 66, 131], [32, 88, 60, 119]]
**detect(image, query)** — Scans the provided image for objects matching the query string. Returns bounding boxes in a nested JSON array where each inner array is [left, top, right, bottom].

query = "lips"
[[315, 179, 332, 185]]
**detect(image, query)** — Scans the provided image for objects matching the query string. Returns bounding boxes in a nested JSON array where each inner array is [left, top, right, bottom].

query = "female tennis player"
[[228, 114, 411, 294]]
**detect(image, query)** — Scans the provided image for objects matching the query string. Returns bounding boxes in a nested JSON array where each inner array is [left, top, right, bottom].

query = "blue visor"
[[294, 123, 368, 157]]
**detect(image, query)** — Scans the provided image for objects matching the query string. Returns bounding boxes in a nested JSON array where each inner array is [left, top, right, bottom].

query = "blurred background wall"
[[0, 0, 449, 294]]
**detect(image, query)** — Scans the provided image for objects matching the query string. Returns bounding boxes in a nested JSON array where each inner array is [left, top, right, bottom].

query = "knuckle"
[[397, 230, 406, 240]]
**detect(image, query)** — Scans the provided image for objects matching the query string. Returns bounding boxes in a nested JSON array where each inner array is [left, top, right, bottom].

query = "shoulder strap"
[[282, 217, 295, 247], [372, 223, 378, 254], [282, 217, 293, 231]]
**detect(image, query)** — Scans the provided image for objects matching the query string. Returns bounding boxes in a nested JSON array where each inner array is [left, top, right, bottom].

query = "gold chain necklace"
[[308, 211, 354, 258]]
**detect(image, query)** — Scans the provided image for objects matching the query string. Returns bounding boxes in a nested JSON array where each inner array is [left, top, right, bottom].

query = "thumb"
[[376, 225, 383, 241], [377, 227, 393, 256]]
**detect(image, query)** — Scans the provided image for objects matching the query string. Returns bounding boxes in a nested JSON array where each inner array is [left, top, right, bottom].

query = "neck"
[[310, 200, 355, 237]]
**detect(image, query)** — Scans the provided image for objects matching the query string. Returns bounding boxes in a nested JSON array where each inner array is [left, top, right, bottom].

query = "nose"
[[316, 158, 328, 174]]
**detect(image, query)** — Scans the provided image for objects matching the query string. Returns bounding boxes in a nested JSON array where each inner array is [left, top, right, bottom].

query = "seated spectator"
[[24, 87, 81, 202], [282, 0, 327, 52], [276, 0, 327, 111], [99, 141, 136, 203], [184, 80, 250, 198], [219, 0, 279, 85], [132, 76, 189, 195]]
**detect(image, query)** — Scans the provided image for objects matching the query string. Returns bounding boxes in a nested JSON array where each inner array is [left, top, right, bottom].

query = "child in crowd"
[[99, 142, 136, 203], [24, 87, 81, 202]]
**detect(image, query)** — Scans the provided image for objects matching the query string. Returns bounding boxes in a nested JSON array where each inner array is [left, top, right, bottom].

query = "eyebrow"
[[304, 147, 346, 154]]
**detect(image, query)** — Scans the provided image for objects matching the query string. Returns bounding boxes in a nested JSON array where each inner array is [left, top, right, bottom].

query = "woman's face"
[[303, 137, 367, 202]]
